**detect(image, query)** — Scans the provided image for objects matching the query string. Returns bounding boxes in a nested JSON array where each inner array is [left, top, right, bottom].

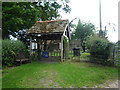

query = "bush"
[[2, 39, 28, 66], [86, 35, 110, 65]]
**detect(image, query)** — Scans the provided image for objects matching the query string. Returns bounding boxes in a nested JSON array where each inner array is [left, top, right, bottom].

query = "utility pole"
[[99, 0, 103, 37], [99, 0, 102, 31]]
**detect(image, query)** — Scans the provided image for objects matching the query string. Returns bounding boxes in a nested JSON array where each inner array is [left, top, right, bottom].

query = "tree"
[[73, 19, 95, 52], [2, 1, 71, 39], [2, 2, 40, 38]]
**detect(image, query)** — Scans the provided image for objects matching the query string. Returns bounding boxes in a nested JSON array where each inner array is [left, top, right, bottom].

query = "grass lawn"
[[2, 61, 118, 88]]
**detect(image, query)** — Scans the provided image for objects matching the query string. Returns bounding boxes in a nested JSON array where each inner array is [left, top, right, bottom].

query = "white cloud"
[[60, 0, 119, 42]]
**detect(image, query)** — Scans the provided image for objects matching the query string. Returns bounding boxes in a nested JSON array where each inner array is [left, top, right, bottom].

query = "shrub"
[[86, 35, 111, 65], [2, 39, 28, 66]]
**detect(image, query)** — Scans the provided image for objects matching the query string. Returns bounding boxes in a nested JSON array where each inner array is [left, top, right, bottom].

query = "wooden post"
[[37, 38, 39, 60], [66, 28, 70, 59], [37, 39, 42, 60], [66, 39, 69, 59], [30, 37, 32, 55], [61, 35, 64, 62]]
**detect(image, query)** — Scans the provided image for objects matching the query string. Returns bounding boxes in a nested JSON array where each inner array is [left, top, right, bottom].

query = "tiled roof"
[[28, 19, 69, 34]]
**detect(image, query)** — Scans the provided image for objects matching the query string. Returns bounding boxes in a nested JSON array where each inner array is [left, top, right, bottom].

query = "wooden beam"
[[37, 39, 42, 60], [61, 35, 64, 62], [30, 37, 33, 55], [66, 38, 69, 59]]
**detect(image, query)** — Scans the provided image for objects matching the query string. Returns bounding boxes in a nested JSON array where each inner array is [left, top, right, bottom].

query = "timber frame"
[[27, 19, 71, 61]]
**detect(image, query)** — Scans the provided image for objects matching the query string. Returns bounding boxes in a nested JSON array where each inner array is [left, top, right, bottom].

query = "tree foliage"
[[2, 2, 39, 38], [2, 1, 71, 38], [74, 19, 95, 41], [73, 19, 95, 51]]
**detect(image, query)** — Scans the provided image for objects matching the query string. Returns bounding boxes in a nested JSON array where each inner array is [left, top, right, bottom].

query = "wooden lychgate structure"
[[27, 19, 71, 61]]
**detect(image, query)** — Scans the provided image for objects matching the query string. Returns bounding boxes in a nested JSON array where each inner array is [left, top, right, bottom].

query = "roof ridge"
[[37, 19, 68, 23]]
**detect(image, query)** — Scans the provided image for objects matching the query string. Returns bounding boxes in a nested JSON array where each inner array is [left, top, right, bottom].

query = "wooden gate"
[[39, 40, 61, 62]]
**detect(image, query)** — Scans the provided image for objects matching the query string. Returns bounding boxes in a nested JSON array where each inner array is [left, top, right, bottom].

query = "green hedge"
[[2, 39, 28, 66], [86, 35, 111, 65]]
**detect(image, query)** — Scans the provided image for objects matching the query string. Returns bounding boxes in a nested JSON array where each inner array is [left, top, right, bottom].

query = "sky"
[[60, 0, 119, 42]]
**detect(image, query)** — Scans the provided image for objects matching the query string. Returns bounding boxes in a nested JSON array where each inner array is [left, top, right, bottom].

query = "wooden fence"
[[40, 50, 61, 61], [114, 45, 120, 66]]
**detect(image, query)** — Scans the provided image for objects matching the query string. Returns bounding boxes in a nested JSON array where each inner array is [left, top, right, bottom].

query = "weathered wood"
[[16, 58, 29, 62], [30, 37, 33, 55], [40, 56, 61, 62], [61, 35, 64, 62], [27, 20, 71, 62], [28, 20, 68, 34], [15, 52, 30, 65]]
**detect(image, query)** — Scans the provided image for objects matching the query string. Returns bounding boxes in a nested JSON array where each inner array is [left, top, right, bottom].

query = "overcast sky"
[[60, 0, 119, 42]]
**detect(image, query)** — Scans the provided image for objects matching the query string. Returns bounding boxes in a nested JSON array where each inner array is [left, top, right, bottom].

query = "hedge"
[[86, 35, 112, 65], [2, 39, 28, 66]]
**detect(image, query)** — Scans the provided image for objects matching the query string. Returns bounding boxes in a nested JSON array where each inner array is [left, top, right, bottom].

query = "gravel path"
[[82, 80, 119, 88], [93, 80, 119, 88]]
